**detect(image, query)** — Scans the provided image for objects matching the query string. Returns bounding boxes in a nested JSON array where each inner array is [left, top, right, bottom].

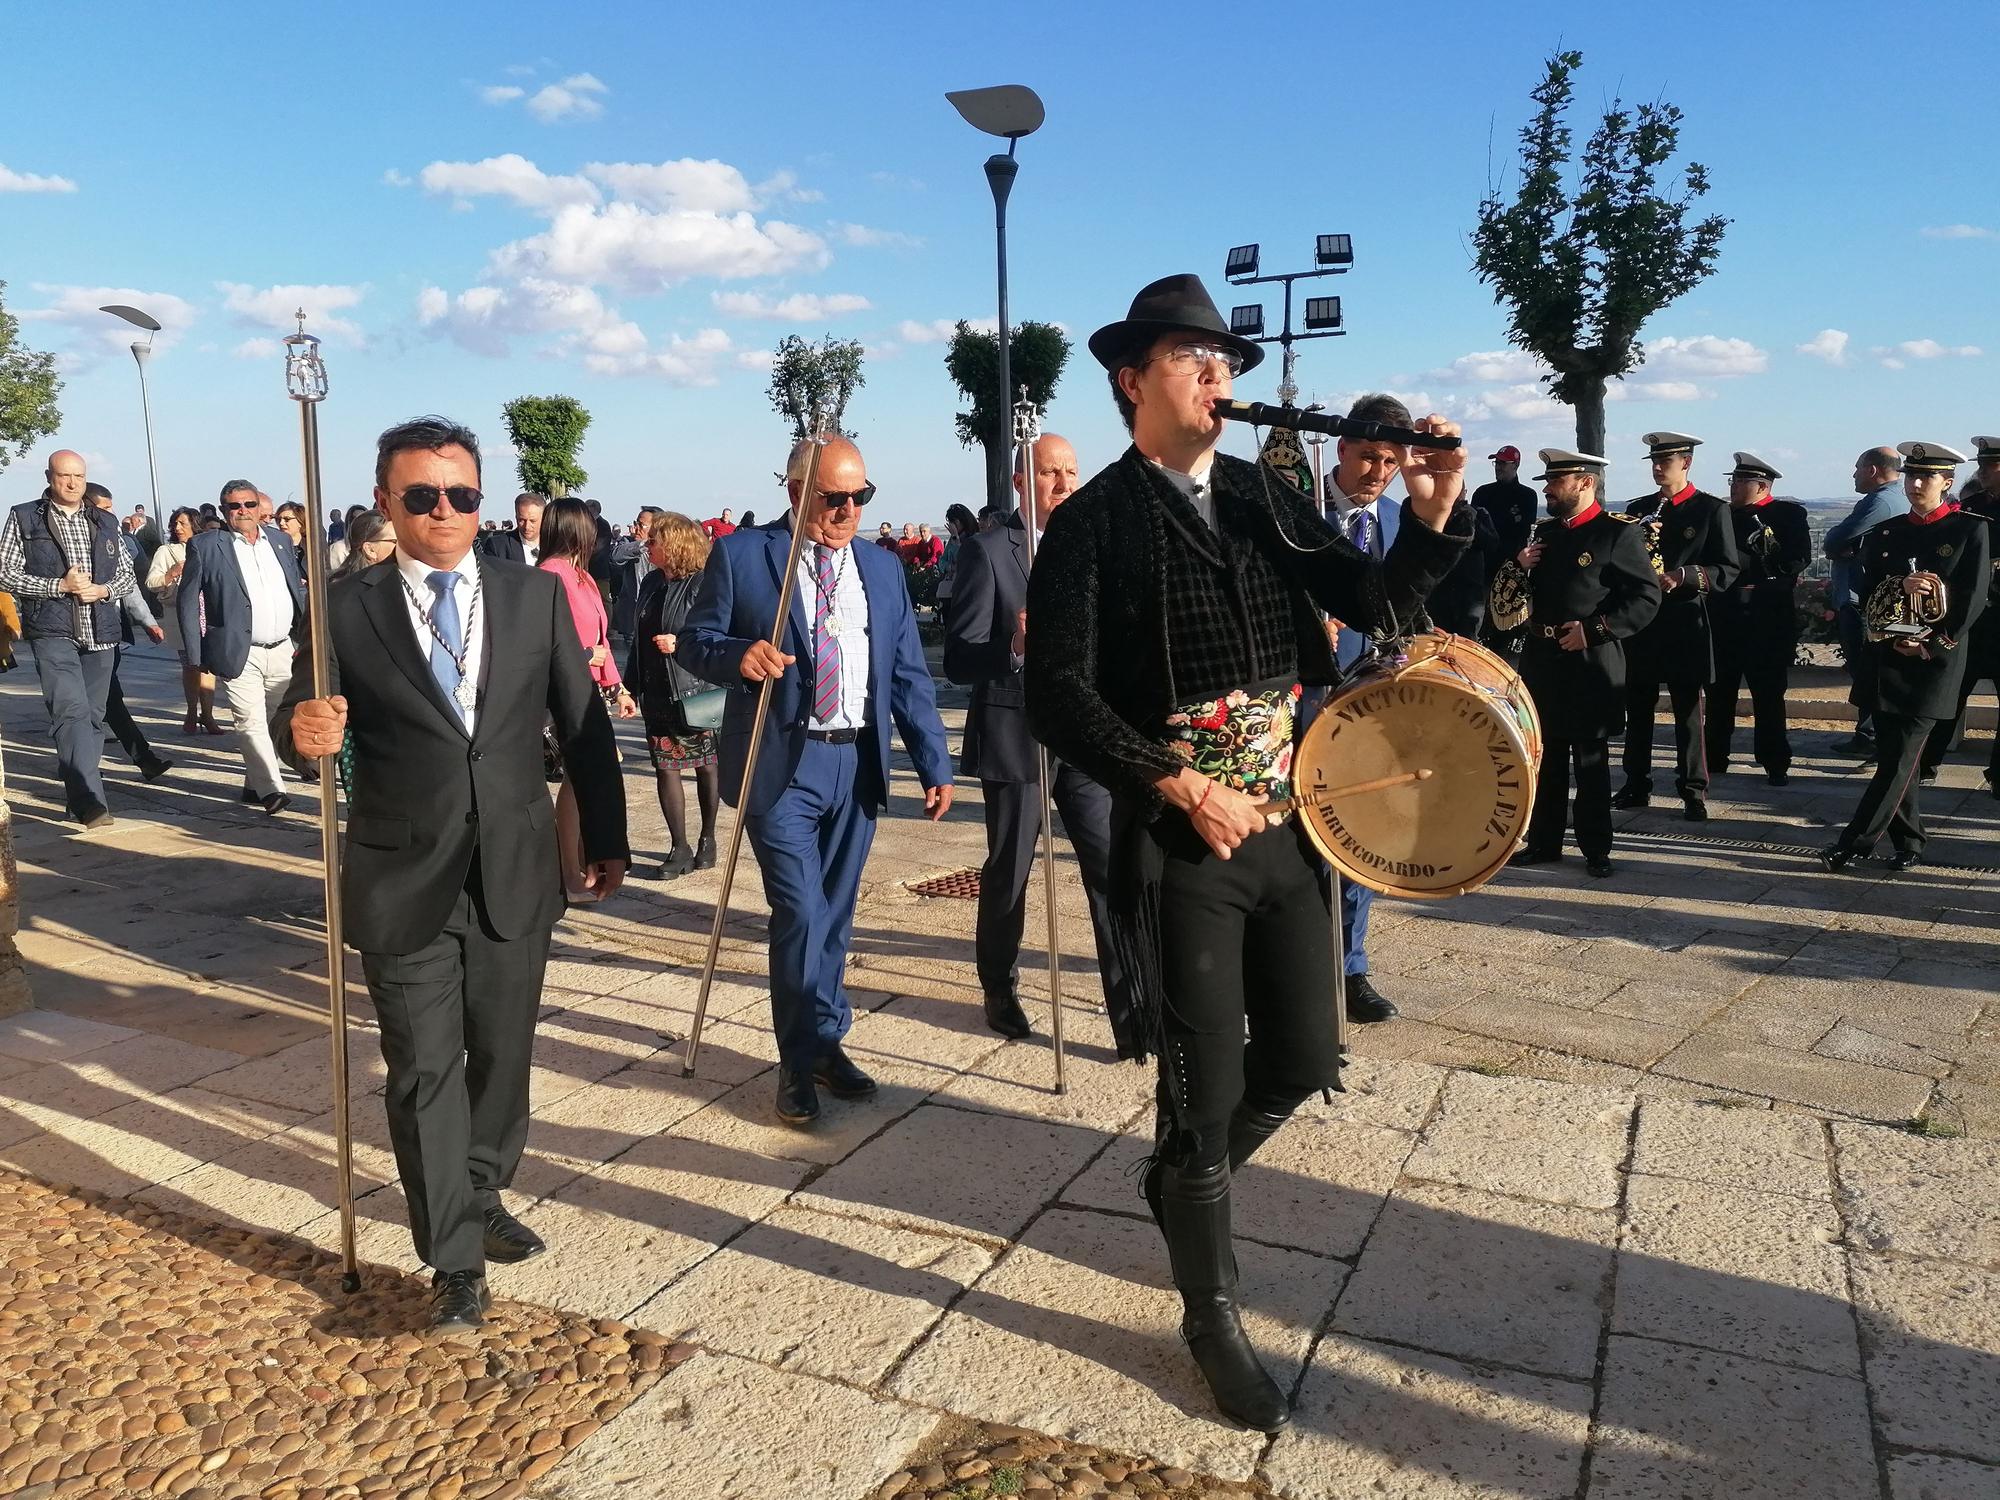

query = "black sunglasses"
[[816, 483, 876, 510], [396, 485, 483, 516], [221, 500, 259, 513]]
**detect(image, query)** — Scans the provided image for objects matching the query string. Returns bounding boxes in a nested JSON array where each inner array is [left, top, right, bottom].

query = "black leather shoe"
[[1833, 733, 1876, 757], [1682, 799, 1709, 823], [1819, 845, 1857, 873], [482, 1206, 546, 1264], [1611, 785, 1651, 809], [1918, 767, 1939, 784], [1766, 769, 1790, 786], [1509, 846, 1562, 867], [812, 1045, 878, 1099], [430, 1270, 490, 1333], [261, 792, 290, 816], [140, 756, 174, 783], [693, 835, 718, 871], [1344, 975, 1399, 1024], [76, 804, 115, 830], [775, 1065, 820, 1126], [659, 846, 697, 879], [982, 989, 1034, 1040], [1886, 850, 1923, 873], [1585, 858, 1614, 879]]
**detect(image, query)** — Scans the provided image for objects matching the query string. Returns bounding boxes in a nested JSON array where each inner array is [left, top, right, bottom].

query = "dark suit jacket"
[[1518, 510, 1663, 742], [1622, 488, 1742, 683], [679, 522, 954, 816], [1852, 509, 1991, 720], [943, 516, 1038, 783], [273, 557, 627, 955], [178, 524, 307, 679], [478, 529, 528, 566]]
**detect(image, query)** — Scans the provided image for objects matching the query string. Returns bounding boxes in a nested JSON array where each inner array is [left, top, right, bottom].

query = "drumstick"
[[1266, 768, 1434, 823]]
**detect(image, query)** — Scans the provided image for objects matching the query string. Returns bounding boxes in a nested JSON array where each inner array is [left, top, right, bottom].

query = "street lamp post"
[[99, 304, 165, 526], [1222, 235, 1355, 405], [946, 84, 1045, 515]]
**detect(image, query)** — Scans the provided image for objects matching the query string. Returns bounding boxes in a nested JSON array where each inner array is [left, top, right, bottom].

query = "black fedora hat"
[[1087, 273, 1265, 374]]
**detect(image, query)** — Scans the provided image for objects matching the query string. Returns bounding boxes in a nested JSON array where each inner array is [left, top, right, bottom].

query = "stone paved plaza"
[[1, 640, 1996, 1499]]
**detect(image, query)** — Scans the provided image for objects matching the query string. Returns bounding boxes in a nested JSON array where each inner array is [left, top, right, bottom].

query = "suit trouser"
[[1300, 683, 1372, 976], [1921, 646, 1998, 776], [745, 739, 876, 1071], [976, 764, 1124, 1000], [1839, 713, 1932, 856], [1705, 655, 1792, 775], [223, 640, 294, 797], [1622, 675, 1708, 798], [27, 636, 115, 817], [1526, 737, 1613, 859], [104, 651, 160, 769], [361, 866, 553, 1274], [1836, 607, 1874, 738]]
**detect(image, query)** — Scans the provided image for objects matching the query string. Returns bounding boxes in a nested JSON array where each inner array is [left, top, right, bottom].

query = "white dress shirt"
[[797, 540, 870, 730], [395, 547, 484, 734], [232, 528, 297, 645], [1327, 488, 1387, 559], [1149, 455, 1216, 531]]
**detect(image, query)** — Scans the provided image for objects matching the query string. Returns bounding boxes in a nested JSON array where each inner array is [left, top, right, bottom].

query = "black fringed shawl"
[[1024, 446, 1472, 1058]]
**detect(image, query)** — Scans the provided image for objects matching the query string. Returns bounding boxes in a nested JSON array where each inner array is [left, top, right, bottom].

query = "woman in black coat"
[[625, 512, 722, 876]]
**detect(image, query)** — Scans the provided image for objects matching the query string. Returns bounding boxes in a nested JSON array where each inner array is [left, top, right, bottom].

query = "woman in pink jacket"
[[538, 499, 636, 900]]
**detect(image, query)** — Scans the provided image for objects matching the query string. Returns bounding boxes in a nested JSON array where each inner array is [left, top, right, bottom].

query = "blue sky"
[[4, 0, 1993, 523]]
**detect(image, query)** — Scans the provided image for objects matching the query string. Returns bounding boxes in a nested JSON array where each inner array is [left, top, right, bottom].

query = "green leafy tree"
[[766, 334, 865, 440], [501, 395, 591, 497], [1472, 50, 1728, 454], [945, 321, 1071, 512], [0, 281, 62, 474]]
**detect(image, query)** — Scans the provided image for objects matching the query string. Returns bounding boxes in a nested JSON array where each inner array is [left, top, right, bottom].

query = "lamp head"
[[946, 85, 1045, 140], [100, 304, 163, 333]]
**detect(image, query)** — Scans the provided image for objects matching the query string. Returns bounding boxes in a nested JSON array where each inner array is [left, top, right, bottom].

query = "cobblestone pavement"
[[1, 643, 1996, 1498]]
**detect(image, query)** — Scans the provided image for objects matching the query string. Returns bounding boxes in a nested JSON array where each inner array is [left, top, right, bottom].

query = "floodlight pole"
[[1227, 264, 1349, 405]]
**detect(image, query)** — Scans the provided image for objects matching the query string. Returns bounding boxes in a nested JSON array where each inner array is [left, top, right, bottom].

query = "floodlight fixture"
[[1230, 304, 1265, 338], [1314, 234, 1354, 269], [1303, 296, 1343, 331], [1225, 244, 1260, 281]]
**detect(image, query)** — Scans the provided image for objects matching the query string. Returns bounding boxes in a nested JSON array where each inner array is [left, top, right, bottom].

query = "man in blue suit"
[[178, 479, 307, 814], [681, 437, 955, 1126]]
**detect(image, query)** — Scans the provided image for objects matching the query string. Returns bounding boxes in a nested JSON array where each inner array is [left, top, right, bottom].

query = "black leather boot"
[[1227, 1103, 1292, 1171], [1156, 1160, 1291, 1433]]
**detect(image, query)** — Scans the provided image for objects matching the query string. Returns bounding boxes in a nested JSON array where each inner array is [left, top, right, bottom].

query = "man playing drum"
[[1025, 273, 1469, 1434]]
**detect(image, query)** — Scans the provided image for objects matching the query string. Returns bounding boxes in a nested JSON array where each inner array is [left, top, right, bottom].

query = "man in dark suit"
[[944, 433, 1128, 1042], [1614, 432, 1741, 820], [1705, 452, 1811, 784], [179, 479, 308, 814], [477, 493, 544, 566], [681, 437, 954, 1127], [277, 416, 627, 1332]]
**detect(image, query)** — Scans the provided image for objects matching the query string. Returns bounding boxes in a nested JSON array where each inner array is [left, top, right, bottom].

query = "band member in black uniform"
[[1501, 451, 1660, 877], [1026, 274, 1469, 1433], [1614, 432, 1741, 820], [1919, 434, 2000, 788], [1823, 442, 1990, 872], [1473, 445, 1538, 653], [1705, 452, 1811, 785]]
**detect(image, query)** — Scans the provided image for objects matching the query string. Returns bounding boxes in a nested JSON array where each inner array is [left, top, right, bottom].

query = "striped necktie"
[[812, 544, 841, 723]]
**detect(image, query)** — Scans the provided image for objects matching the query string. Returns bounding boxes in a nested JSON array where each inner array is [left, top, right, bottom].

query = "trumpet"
[[1864, 557, 1947, 642]]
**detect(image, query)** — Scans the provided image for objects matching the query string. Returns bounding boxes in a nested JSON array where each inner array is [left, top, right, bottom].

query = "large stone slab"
[[1434, 993, 1689, 1068], [928, 1003, 1155, 1133], [530, 1063, 730, 1169], [1334, 1181, 1615, 1378], [1654, 1032, 1933, 1120], [1887, 1453, 2000, 1500], [1298, 1055, 1448, 1133], [0, 1009, 139, 1063], [1631, 1097, 1833, 1198], [1590, 1336, 1877, 1500], [630, 1205, 992, 1385], [1064, 1115, 1411, 1260], [539, 1350, 935, 1500], [181, 1027, 388, 1111], [890, 1207, 1344, 1480], [1613, 1173, 1858, 1374], [1404, 1073, 1633, 1209], [1850, 1254, 2000, 1461], [1262, 1335, 1592, 1500], [670, 1053, 950, 1167], [799, 1101, 1103, 1244], [1834, 1122, 2000, 1267], [0, 1085, 315, 1197], [131, 1125, 396, 1234]]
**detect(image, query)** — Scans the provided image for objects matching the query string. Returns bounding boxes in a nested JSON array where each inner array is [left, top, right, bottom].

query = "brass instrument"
[[1487, 518, 1562, 633], [1864, 557, 1947, 642]]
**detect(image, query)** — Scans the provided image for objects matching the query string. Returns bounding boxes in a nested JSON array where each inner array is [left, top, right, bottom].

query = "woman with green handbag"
[[627, 511, 726, 877]]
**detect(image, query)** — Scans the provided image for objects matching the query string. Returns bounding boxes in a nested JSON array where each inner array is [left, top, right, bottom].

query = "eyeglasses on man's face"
[[396, 485, 483, 516], [815, 483, 877, 511], [222, 499, 260, 513], [1148, 342, 1245, 378]]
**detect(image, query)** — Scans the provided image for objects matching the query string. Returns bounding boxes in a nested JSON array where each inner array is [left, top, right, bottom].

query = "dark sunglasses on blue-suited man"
[[395, 485, 483, 516]]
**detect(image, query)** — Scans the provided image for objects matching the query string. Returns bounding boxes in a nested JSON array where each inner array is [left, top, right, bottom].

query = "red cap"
[[1488, 445, 1521, 463]]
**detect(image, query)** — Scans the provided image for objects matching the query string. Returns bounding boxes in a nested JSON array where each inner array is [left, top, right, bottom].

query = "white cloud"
[[1885, 338, 1982, 360], [415, 279, 736, 385], [711, 291, 870, 320], [1920, 224, 1997, 240], [1623, 379, 1707, 402], [1644, 335, 1767, 378], [895, 318, 968, 344], [526, 73, 608, 123], [1797, 328, 1849, 365], [216, 282, 368, 344], [479, 85, 526, 105], [868, 171, 924, 191], [19, 284, 199, 368], [489, 201, 828, 292], [1425, 349, 1545, 385], [583, 159, 756, 214], [755, 170, 823, 205], [830, 221, 923, 250], [0, 163, 78, 193], [381, 168, 412, 188], [582, 327, 734, 383], [419, 154, 601, 213], [734, 349, 775, 372], [231, 337, 283, 361]]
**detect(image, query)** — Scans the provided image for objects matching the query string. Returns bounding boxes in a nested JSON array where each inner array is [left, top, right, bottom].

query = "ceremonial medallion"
[[1576, 552, 1592, 567], [454, 678, 477, 711], [1938, 544, 1955, 558], [1682, 526, 1696, 538], [825, 616, 842, 637]]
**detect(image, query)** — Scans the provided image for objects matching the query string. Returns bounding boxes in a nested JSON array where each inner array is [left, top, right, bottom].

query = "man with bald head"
[[0, 450, 143, 828], [945, 435, 1129, 1039], [682, 437, 955, 1126]]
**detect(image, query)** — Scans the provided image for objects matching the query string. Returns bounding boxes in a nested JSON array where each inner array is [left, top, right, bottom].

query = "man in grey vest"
[[0, 450, 142, 828]]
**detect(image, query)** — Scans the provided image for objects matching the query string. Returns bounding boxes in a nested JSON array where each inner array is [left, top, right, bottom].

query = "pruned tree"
[[1472, 50, 1728, 453], [0, 281, 62, 474], [945, 320, 1071, 511], [766, 334, 865, 440], [501, 395, 591, 497]]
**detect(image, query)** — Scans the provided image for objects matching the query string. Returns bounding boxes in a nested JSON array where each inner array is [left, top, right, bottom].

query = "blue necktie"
[[426, 570, 464, 716], [1349, 508, 1374, 559]]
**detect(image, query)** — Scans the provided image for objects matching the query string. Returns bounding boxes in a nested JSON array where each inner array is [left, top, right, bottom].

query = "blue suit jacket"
[[177, 524, 307, 680], [680, 521, 954, 816]]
